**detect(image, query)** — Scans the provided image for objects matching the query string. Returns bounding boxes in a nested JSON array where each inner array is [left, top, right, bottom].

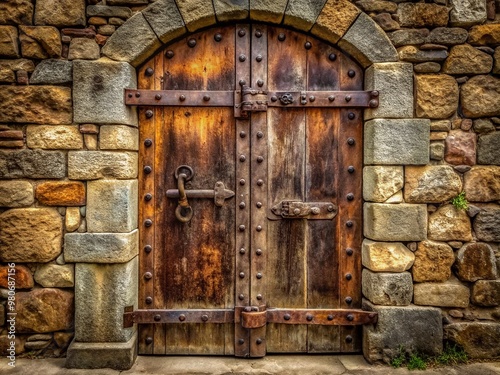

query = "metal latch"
[[235, 85, 268, 118], [270, 201, 338, 220]]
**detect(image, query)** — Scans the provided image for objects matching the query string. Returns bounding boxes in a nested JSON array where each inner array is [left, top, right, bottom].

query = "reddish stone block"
[[445, 130, 476, 165], [36, 181, 86, 206], [0, 264, 34, 289]]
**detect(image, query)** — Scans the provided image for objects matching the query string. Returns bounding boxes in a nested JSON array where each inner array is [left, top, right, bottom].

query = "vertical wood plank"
[[265, 27, 308, 353], [305, 38, 341, 353]]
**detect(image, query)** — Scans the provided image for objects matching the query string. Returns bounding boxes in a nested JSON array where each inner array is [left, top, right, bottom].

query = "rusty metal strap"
[[125, 89, 379, 108], [123, 308, 234, 328], [241, 309, 378, 329]]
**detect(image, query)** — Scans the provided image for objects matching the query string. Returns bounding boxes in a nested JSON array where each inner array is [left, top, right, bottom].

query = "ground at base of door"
[[0, 355, 499, 375]]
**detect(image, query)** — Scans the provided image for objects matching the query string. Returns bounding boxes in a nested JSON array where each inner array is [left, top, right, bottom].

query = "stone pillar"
[[65, 59, 138, 370]]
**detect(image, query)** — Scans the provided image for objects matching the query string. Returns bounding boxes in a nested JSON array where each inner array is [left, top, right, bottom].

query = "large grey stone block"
[[362, 270, 413, 306], [73, 59, 138, 125], [414, 279, 470, 308], [338, 13, 398, 68], [250, 0, 288, 23], [102, 12, 161, 67], [68, 151, 138, 180], [0, 150, 66, 179], [365, 63, 413, 120], [284, 0, 327, 32], [449, 0, 486, 27], [66, 331, 137, 370], [363, 166, 403, 203], [364, 119, 430, 165], [213, 0, 248, 22], [30, 59, 72, 84], [363, 300, 443, 364], [65, 230, 138, 263], [87, 179, 138, 233], [364, 203, 427, 241], [175, 0, 216, 32], [142, 0, 186, 43], [74, 257, 138, 343]]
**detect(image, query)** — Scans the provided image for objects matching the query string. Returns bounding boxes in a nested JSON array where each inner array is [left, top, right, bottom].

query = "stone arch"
[[101, 0, 398, 68]]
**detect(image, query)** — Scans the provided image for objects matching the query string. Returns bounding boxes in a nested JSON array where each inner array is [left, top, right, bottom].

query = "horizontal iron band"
[[125, 89, 379, 108]]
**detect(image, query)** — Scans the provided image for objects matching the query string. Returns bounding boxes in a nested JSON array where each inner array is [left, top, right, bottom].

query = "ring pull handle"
[[175, 171, 194, 223]]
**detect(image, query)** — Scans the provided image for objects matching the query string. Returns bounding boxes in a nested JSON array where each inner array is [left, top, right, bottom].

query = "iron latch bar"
[[123, 308, 234, 328], [270, 201, 338, 220]]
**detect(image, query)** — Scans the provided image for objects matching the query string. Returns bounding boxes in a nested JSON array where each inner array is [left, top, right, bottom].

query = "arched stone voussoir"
[[338, 12, 398, 68], [283, 0, 328, 32], [249, 0, 288, 24], [310, 0, 361, 44], [102, 12, 162, 67], [214, 0, 249, 22], [175, 0, 217, 32]]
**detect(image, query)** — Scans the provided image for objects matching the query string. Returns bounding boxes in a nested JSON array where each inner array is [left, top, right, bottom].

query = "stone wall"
[[0, 0, 498, 369]]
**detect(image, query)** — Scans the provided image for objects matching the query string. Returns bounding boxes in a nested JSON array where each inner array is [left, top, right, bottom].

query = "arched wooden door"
[[125, 24, 378, 357]]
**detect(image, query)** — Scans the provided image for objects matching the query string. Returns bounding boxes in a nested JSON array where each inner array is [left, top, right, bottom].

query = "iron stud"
[[154, 315, 161, 322], [346, 273, 352, 281], [257, 79, 264, 87], [306, 314, 314, 321], [145, 67, 154, 76], [328, 95, 335, 102], [284, 314, 291, 321], [257, 156, 264, 163], [165, 50, 174, 59], [239, 155, 246, 162], [347, 193, 354, 201], [345, 95, 352, 102], [135, 92, 141, 98], [179, 314, 186, 322], [145, 110, 153, 118], [346, 248, 353, 256], [188, 38, 196, 48], [144, 219, 153, 227], [256, 273, 262, 279], [345, 296, 353, 304], [347, 166, 355, 173], [271, 96, 278, 102], [327, 315, 334, 321], [346, 335, 353, 343], [144, 139, 152, 147], [239, 225, 246, 231], [203, 95, 210, 102], [146, 337, 153, 344], [239, 54, 246, 62], [256, 249, 262, 256], [145, 296, 153, 304], [329, 53, 337, 61], [256, 54, 263, 62], [238, 29, 246, 37], [327, 205, 335, 212], [347, 314, 354, 322], [201, 315, 209, 322], [239, 202, 246, 209], [144, 245, 152, 253], [238, 338, 245, 345], [239, 179, 246, 185], [128, 93, 133, 98], [257, 131, 264, 138], [348, 70, 356, 78], [278, 33, 286, 41], [155, 94, 162, 100], [144, 165, 152, 174], [371, 90, 380, 97], [239, 294, 244, 300], [255, 30, 262, 38], [346, 220, 353, 227], [239, 79, 246, 86], [369, 99, 378, 108], [179, 94, 186, 102], [347, 138, 355, 145], [214, 33, 222, 42], [257, 179, 264, 186], [240, 248, 246, 254], [348, 112, 355, 120], [240, 131, 246, 138], [309, 96, 315, 102], [305, 41, 312, 50], [256, 202, 262, 208], [256, 225, 262, 232], [256, 338, 262, 345], [144, 272, 152, 280], [256, 294, 262, 300]]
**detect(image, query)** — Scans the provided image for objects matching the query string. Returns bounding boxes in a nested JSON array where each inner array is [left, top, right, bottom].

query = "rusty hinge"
[[270, 201, 338, 220], [234, 85, 268, 118]]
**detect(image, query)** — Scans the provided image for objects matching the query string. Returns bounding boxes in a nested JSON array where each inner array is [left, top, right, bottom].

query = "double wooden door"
[[127, 24, 377, 357]]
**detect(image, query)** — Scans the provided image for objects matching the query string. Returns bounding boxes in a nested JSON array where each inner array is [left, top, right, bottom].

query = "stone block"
[[0, 86, 72, 124], [363, 166, 403, 203], [19, 25, 61, 59], [73, 60, 138, 125], [65, 207, 81, 232], [68, 151, 138, 180], [412, 240, 455, 282], [0, 0, 33, 25], [0, 264, 34, 289], [75, 257, 137, 342], [364, 119, 430, 165], [388, 29, 429, 47], [0, 208, 63, 263], [100, 125, 139, 151], [363, 301, 442, 363], [464, 167, 500, 202], [284, 0, 327, 32], [404, 165, 462, 204], [338, 13, 398, 68], [30, 59, 72, 84], [26, 125, 83, 150], [442, 44, 492, 75], [0, 150, 66, 179], [364, 203, 427, 241], [461, 75, 500, 118], [468, 24, 500, 45], [416, 74, 458, 119], [35, 0, 85, 27], [0, 180, 33, 207], [64, 230, 138, 263], [478, 132, 500, 165], [428, 204, 472, 242], [445, 323, 500, 359], [430, 142, 445, 161], [398, 46, 448, 63], [362, 240, 415, 272], [34, 264, 74, 288], [426, 27, 468, 45], [176, 0, 216, 32], [0, 26, 19, 58], [66, 331, 137, 370], [250, 0, 288, 23], [494, 47, 500, 75], [449, 0, 486, 27], [364, 63, 413, 120], [413, 279, 470, 308], [35, 181, 86, 206], [142, 0, 186, 43], [213, 0, 248, 22], [68, 38, 100, 60], [397, 3, 449, 27], [362, 270, 413, 306], [102, 13, 161, 67], [310, 0, 360, 45], [87, 180, 138, 233], [87, 5, 132, 18], [474, 206, 500, 241], [16, 288, 73, 333], [471, 280, 500, 307], [444, 130, 476, 166], [455, 242, 497, 281]]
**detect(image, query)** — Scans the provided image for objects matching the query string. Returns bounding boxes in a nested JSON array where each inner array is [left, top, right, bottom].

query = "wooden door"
[[130, 24, 376, 357]]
